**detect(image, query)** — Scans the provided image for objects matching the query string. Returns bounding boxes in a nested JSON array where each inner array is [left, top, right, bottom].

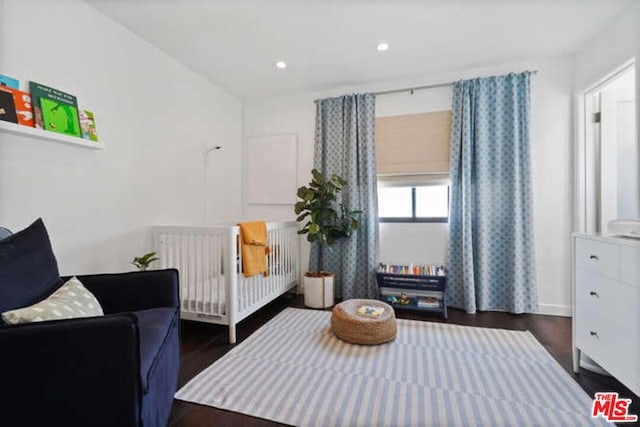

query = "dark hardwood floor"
[[169, 294, 639, 426]]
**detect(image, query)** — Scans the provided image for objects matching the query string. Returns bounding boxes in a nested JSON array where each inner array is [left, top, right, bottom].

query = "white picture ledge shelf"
[[0, 120, 104, 150]]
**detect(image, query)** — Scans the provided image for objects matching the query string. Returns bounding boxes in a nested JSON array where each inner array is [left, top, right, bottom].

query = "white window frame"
[[378, 177, 450, 223]]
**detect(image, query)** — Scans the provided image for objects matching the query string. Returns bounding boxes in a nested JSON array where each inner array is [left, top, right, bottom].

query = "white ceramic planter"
[[303, 272, 335, 309]]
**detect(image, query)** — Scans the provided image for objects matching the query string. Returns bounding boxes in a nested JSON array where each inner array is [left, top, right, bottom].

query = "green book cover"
[[29, 81, 81, 137]]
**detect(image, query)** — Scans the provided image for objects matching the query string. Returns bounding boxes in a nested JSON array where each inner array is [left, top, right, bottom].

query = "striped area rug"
[[175, 308, 609, 426]]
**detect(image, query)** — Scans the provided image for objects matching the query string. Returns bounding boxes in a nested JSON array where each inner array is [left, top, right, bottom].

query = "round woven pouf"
[[330, 299, 397, 345]]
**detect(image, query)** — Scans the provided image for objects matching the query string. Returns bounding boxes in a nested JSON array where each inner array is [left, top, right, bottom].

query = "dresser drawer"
[[621, 245, 640, 288], [575, 314, 613, 363], [575, 238, 619, 280], [575, 311, 640, 394], [575, 268, 639, 322]]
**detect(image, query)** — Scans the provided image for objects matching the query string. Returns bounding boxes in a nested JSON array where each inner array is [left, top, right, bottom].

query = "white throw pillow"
[[1, 276, 103, 324]]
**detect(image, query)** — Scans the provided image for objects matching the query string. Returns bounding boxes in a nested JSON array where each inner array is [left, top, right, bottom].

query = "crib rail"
[[153, 221, 300, 342], [154, 225, 228, 317], [232, 222, 300, 317]]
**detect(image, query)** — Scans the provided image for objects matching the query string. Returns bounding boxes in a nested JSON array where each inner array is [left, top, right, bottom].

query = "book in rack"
[[29, 81, 81, 137], [0, 74, 19, 89], [378, 262, 445, 276], [79, 109, 98, 141], [0, 89, 18, 124], [0, 85, 35, 127], [376, 267, 448, 319], [417, 296, 440, 308]]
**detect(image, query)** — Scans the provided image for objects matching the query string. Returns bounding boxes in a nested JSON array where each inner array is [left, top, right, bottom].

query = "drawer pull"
[[589, 291, 599, 297], [589, 255, 599, 260], [590, 331, 599, 338]]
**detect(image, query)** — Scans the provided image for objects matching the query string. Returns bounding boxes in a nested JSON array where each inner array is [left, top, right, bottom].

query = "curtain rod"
[[373, 70, 539, 96]]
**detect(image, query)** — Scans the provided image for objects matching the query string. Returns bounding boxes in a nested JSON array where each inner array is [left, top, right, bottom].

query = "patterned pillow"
[[1, 277, 103, 324]]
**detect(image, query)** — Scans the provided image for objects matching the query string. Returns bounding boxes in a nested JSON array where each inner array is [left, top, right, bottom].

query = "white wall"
[[574, 1, 640, 92], [0, 0, 242, 275], [243, 57, 575, 316]]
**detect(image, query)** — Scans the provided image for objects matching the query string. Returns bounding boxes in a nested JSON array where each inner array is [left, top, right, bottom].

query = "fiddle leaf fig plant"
[[295, 169, 361, 274], [132, 251, 159, 271]]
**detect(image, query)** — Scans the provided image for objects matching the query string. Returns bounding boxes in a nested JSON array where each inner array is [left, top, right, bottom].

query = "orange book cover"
[[0, 86, 34, 127]]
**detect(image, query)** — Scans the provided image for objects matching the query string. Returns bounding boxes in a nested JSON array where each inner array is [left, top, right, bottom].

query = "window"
[[378, 184, 449, 222], [375, 111, 452, 223]]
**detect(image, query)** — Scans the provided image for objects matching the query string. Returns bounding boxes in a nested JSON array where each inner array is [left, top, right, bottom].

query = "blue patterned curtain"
[[310, 93, 379, 300], [446, 72, 537, 314]]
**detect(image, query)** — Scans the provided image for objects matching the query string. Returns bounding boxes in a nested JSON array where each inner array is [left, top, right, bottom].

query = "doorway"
[[580, 63, 637, 233]]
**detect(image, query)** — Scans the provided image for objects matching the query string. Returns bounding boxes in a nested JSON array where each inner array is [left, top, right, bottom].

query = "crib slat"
[[198, 234, 204, 313], [211, 235, 215, 315], [218, 235, 223, 316]]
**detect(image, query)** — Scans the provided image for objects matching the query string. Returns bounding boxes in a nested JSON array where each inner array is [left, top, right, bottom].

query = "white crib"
[[153, 221, 300, 343]]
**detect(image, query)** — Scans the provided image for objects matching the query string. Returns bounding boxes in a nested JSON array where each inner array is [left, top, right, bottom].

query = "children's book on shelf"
[[377, 262, 446, 276], [0, 86, 34, 127], [29, 81, 81, 137], [0, 74, 19, 89], [357, 305, 385, 318], [79, 109, 98, 141], [0, 89, 18, 124], [417, 297, 440, 308]]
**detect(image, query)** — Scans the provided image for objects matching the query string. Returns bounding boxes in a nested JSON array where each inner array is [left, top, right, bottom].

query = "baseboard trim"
[[536, 303, 572, 317]]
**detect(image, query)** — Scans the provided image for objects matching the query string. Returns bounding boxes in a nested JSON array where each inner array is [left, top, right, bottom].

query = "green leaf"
[[297, 187, 310, 199], [141, 252, 157, 261], [311, 169, 324, 184], [309, 223, 320, 234], [294, 201, 307, 214], [330, 174, 344, 190]]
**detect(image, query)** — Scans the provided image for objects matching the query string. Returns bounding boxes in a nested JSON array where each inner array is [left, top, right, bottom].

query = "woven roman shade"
[[375, 111, 452, 184]]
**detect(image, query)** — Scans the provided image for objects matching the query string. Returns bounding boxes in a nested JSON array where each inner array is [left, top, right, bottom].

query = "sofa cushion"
[[134, 307, 179, 392], [0, 218, 61, 314], [2, 277, 103, 324]]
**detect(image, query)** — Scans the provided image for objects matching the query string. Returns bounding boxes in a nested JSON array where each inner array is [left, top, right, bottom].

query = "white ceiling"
[[86, 0, 631, 99]]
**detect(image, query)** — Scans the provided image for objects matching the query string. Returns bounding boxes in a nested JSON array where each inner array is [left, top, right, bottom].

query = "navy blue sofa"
[[0, 219, 180, 427]]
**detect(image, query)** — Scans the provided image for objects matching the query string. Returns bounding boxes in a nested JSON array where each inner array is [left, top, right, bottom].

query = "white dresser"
[[573, 233, 640, 396]]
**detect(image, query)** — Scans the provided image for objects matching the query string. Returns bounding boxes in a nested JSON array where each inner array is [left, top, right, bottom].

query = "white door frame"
[[573, 58, 636, 234]]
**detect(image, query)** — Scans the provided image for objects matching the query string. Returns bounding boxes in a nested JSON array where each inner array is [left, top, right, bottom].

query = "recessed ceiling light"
[[276, 61, 287, 69], [376, 42, 389, 52]]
